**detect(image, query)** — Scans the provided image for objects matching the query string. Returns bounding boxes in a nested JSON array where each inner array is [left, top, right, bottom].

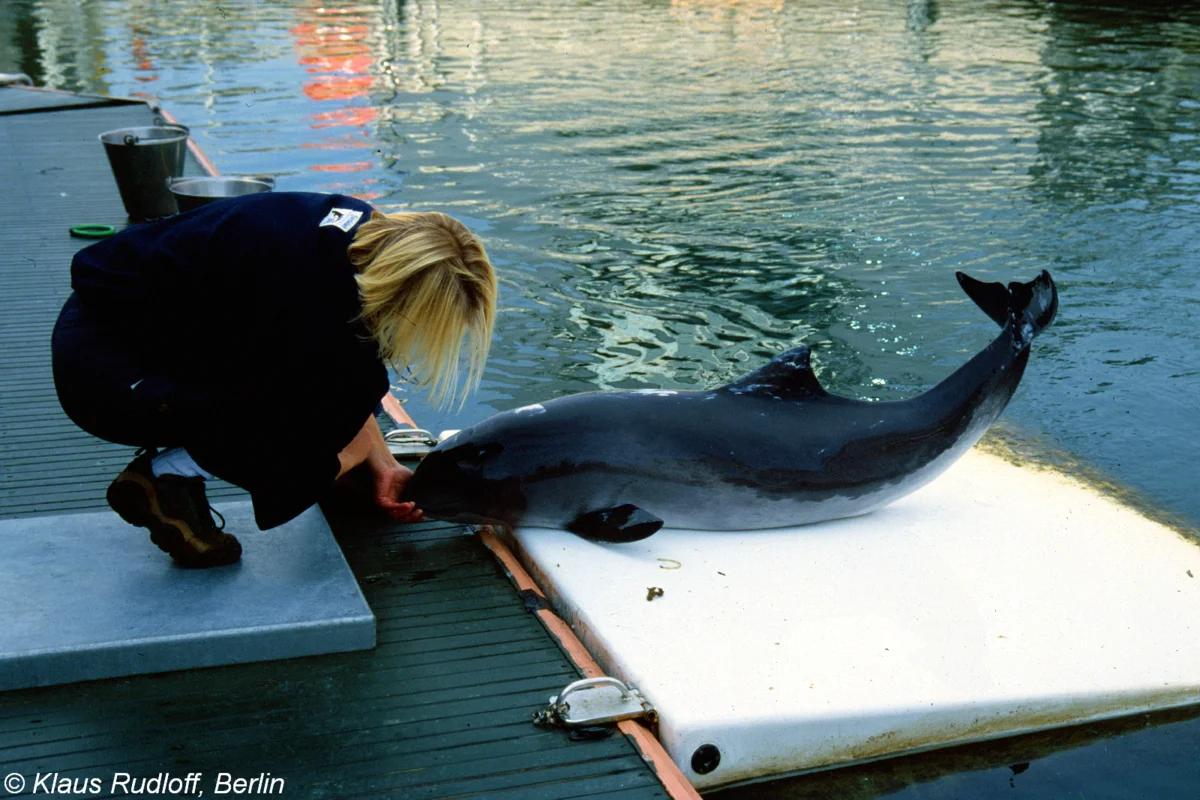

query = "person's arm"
[[337, 414, 425, 523], [335, 412, 389, 477]]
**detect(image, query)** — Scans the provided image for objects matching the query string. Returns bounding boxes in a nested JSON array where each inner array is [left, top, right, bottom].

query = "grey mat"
[[0, 501, 375, 691]]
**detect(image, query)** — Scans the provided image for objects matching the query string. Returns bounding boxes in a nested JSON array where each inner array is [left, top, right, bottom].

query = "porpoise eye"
[[458, 442, 503, 472]]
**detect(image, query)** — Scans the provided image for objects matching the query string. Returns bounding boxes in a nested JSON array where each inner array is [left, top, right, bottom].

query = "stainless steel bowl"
[[167, 175, 275, 212]]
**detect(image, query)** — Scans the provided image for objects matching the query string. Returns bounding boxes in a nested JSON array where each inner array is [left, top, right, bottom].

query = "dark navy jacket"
[[69, 192, 389, 529]]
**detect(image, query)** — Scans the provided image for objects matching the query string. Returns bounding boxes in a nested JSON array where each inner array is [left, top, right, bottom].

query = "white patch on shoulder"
[[319, 207, 364, 232], [514, 403, 546, 415], [632, 389, 678, 397]]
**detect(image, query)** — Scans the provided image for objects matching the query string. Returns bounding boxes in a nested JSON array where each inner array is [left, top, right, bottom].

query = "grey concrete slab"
[[0, 501, 375, 691]]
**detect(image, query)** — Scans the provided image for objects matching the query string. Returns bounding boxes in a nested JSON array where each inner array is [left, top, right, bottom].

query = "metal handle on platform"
[[384, 428, 438, 447], [535, 676, 656, 728], [555, 677, 633, 707]]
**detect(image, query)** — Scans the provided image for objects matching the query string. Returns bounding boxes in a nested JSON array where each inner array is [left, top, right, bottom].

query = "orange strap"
[[478, 527, 702, 800], [153, 105, 221, 178], [379, 391, 416, 429]]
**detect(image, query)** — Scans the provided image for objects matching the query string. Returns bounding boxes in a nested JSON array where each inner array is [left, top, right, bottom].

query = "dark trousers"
[[51, 292, 343, 529], [51, 292, 185, 450]]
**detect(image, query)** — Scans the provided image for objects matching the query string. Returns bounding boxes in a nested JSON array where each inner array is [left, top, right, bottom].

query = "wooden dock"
[[0, 85, 671, 799]]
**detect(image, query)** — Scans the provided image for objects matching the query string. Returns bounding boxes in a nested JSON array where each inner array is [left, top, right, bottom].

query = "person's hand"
[[372, 462, 426, 524]]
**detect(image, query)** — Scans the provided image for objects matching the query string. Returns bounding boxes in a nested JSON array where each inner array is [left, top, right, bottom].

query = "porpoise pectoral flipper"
[[567, 505, 664, 543]]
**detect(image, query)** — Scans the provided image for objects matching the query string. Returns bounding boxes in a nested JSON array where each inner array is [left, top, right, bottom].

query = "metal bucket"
[[99, 125, 189, 220], [167, 175, 275, 213]]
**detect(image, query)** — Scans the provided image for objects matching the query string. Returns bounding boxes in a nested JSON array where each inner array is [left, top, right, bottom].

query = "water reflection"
[[905, 0, 938, 35], [291, 1, 385, 197], [3, 0, 1200, 796], [1017, 0, 1200, 536], [1032, 1, 1197, 205], [2, 0, 1196, 525], [2, 0, 1197, 509]]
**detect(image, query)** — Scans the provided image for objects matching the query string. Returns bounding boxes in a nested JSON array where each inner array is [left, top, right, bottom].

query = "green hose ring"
[[69, 224, 117, 239]]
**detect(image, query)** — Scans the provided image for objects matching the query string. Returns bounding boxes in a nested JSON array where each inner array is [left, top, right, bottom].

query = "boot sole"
[[107, 472, 242, 568]]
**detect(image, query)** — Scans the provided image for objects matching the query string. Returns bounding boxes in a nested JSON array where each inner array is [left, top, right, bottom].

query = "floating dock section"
[[511, 449, 1200, 790]]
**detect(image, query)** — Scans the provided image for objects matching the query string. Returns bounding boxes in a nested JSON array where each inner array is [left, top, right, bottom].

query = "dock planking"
[[0, 87, 668, 799], [0, 90, 245, 517]]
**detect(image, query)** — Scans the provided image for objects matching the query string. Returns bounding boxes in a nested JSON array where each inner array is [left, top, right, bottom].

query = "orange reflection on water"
[[290, 10, 377, 108], [307, 106, 380, 130], [291, 1, 380, 186], [309, 161, 373, 173], [131, 27, 157, 83], [302, 75, 375, 102], [301, 136, 373, 150]]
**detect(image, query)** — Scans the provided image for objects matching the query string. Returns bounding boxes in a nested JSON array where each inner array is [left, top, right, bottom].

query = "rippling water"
[[3, 0, 1199, 794], [9, 0, 1196, 529]]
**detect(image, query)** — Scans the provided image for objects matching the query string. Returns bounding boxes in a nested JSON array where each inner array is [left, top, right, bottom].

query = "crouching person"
[[51, 192, 496, 568]]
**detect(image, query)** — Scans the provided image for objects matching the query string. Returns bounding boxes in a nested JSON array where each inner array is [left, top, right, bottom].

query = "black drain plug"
[[691, 743, 721, 775]]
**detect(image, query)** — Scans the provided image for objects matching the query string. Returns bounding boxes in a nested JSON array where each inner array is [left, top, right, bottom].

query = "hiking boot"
[[106, 449, 242, 568]]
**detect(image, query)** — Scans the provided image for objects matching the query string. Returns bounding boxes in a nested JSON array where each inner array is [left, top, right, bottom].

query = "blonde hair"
[[349, 211, 496, 407]]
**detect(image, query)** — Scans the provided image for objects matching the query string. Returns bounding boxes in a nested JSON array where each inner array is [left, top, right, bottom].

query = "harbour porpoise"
[[403, 271, 1058, 542]]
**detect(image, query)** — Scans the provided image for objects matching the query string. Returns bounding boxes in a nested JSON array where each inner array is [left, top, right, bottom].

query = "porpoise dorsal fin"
[[721, 345, 828, 401], [567, 505, 663, 543]]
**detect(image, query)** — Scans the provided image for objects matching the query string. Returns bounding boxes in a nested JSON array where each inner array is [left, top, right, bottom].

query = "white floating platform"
[[510, 449, 1200, 790], [0, 501, 375, 692]]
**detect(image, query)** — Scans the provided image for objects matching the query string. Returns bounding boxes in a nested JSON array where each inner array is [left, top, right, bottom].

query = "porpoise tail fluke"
[[957, 270, 1058, 347]]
